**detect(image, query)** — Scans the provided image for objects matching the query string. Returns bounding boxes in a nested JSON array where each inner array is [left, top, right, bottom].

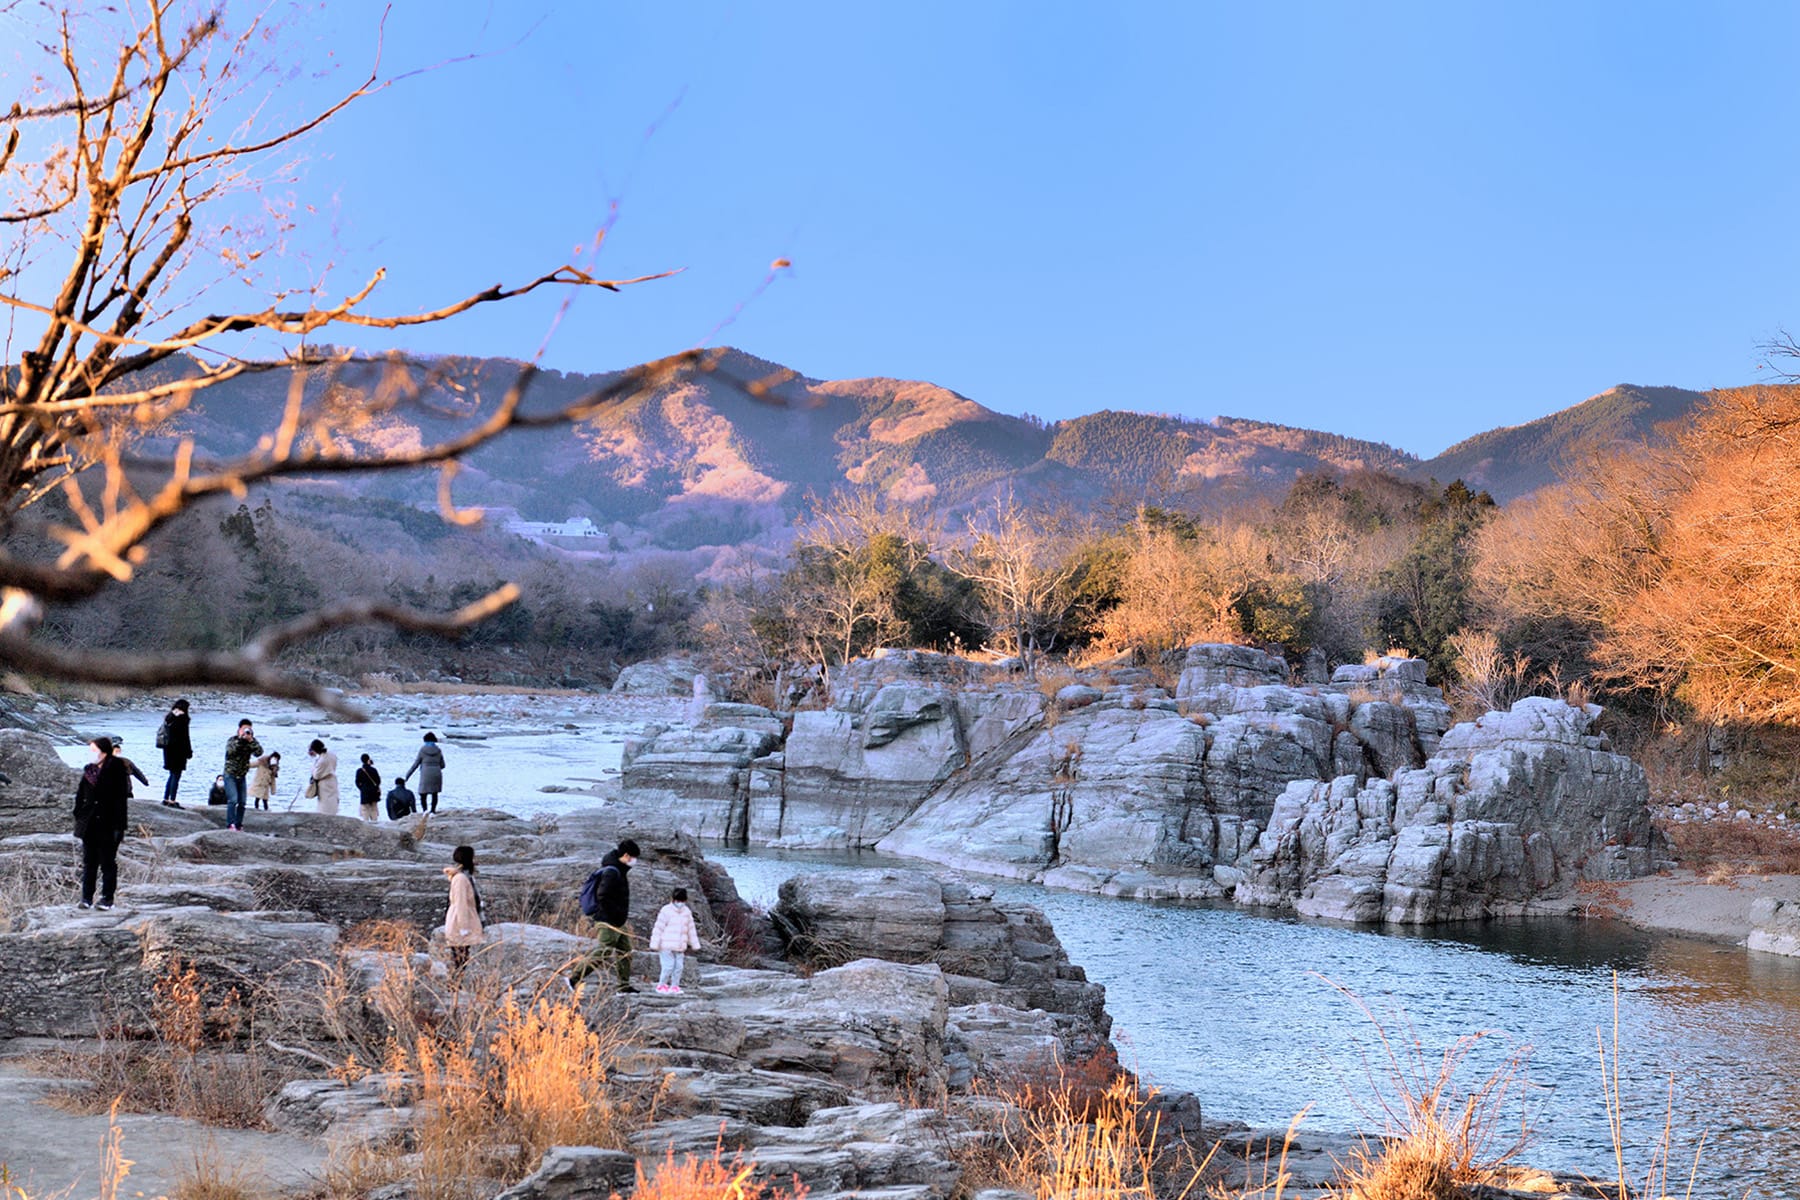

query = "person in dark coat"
[[404, 732, 446, 813], [109, 735, 150, 798], [568, 838, 640, 992], [385, 777, 417, 821], [158, 699, 193, 805], [354, 754, 382, 821], [73, 736, 131, 909]]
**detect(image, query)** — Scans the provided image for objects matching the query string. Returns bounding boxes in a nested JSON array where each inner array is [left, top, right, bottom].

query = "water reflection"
[[713, 847, 1800, 1193]]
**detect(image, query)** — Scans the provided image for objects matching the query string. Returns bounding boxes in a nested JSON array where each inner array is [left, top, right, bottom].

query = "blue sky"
[[19, 2, 1800, 456]]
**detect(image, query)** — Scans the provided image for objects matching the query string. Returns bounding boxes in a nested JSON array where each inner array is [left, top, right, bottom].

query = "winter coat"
[[406, 742, 445, 794], [223, 733, 263, 779], [593, 851, 631, 927], [159, 713, 193, 771], [385, 784, 417, 821], [309, 750, 340, 816], [354, 764, 382, 808], [249, 756, 281, 800], [443, 867, 484, 947], [73, 757, 130, 842], [648, 901, 700, 953]]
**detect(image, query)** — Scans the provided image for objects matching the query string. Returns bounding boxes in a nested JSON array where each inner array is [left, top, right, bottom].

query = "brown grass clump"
[[1322, 984, 1532, 1200], [171, 1146, 257, 1200], [632, 1146, 806, 1200], [967, 1053, 1210, 1200], [386, 976, 639, 1199], [33, 957, 296, 1129]]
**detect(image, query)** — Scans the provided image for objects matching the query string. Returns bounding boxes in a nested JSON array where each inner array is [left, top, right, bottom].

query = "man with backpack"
[[569, 838, 640, 992]]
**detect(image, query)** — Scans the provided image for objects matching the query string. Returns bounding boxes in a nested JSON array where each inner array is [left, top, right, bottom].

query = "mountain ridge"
[[159, 350, 1714, 556]]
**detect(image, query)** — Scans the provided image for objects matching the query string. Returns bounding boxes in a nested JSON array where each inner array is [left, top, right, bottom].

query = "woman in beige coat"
[[248, 751, 281, 810], [306, 739, 339, 817], [443, 844, 484, 968]]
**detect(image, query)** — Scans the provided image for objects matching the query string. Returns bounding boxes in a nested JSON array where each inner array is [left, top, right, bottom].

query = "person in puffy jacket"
[[73, 736, 131, 909], [442, 844, 483, 969], [649, 886, 701, 994], [405, 732, 445, 813], [248, 751, 281, 809]]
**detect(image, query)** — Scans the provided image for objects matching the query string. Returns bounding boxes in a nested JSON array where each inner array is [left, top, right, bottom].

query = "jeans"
[[569, 923, 633, 988], [222, 774, 248, 827], [421, 792, 440, 813], [80, 833, 119, 904], [163, 769, 183, 802], [657, 950, 686, 989]]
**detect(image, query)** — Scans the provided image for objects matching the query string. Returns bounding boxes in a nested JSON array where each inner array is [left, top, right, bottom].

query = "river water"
[[51, 694, 1800, 1194]]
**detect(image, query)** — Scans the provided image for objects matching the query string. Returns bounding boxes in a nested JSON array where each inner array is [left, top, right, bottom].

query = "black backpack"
[[154, 717, 169, 750]]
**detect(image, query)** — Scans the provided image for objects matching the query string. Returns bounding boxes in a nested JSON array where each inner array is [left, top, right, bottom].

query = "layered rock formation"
[[1235, 698, 1658, 922], [0, 730, 1130, 1200], [614, 645, 1657, 922]]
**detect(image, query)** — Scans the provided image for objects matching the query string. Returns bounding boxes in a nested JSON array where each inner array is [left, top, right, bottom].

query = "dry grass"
[[304, 938, 645, 1200], [405, 988, 629, 1195], [632, 1146, 807, 1200], [961, 1051, 1210, 1200], [1659, 818, 1800, 875], [31, 957, 298, 1129], [0, 855, 68, 932], [1319, 983, 1532, 1200], [171, 1145, 257, 1200]]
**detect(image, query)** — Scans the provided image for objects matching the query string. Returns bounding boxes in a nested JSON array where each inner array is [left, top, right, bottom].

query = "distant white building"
[[510, 515, 604, 540]]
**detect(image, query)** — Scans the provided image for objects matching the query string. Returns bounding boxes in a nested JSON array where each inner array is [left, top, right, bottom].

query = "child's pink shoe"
[[655, 983, 671, 994], [668, 985, 684, 995]]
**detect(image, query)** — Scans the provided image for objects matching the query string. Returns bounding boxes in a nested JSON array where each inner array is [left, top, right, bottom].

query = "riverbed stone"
[[1236, 697, 1658, 923]]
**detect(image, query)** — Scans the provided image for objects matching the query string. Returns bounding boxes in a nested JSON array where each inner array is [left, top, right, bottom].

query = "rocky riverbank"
[[613, 645, 1664, 923], [0, 727, 1625, 1200]]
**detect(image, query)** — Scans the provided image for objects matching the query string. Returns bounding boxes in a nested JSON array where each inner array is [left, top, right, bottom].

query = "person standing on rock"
[[156, 699, 192, 806], [221, 719, 262, 831], [405, 732, 445, 814], [569, 838, 640, 992], [443, 844, 484, 970], [73, 736, 130, 910], [249, 750, 281, 810], [650, 886, 701, 995], [306, 739, 340, 817], [354, 754, 382, 821]]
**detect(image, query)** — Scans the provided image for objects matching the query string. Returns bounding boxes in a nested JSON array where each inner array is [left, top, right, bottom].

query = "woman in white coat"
[[648, 886, 702, 994], [306, 739, 340, 817]]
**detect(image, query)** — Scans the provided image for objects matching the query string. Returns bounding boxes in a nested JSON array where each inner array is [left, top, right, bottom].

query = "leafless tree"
[[944, 489, 1085, 677], [0, 1, 705, 714]]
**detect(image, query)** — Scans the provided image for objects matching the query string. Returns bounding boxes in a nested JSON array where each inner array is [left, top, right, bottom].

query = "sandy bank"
[[1613, 869, 1800, 943]]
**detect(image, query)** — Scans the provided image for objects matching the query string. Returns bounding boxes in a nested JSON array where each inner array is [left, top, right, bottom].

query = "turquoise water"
[[714, 847, 1800, 1195], [58, 696, 1800, 1191]]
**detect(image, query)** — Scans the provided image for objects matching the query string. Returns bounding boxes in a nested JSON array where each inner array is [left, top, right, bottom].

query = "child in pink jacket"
[[649, 887, 701, 994]]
